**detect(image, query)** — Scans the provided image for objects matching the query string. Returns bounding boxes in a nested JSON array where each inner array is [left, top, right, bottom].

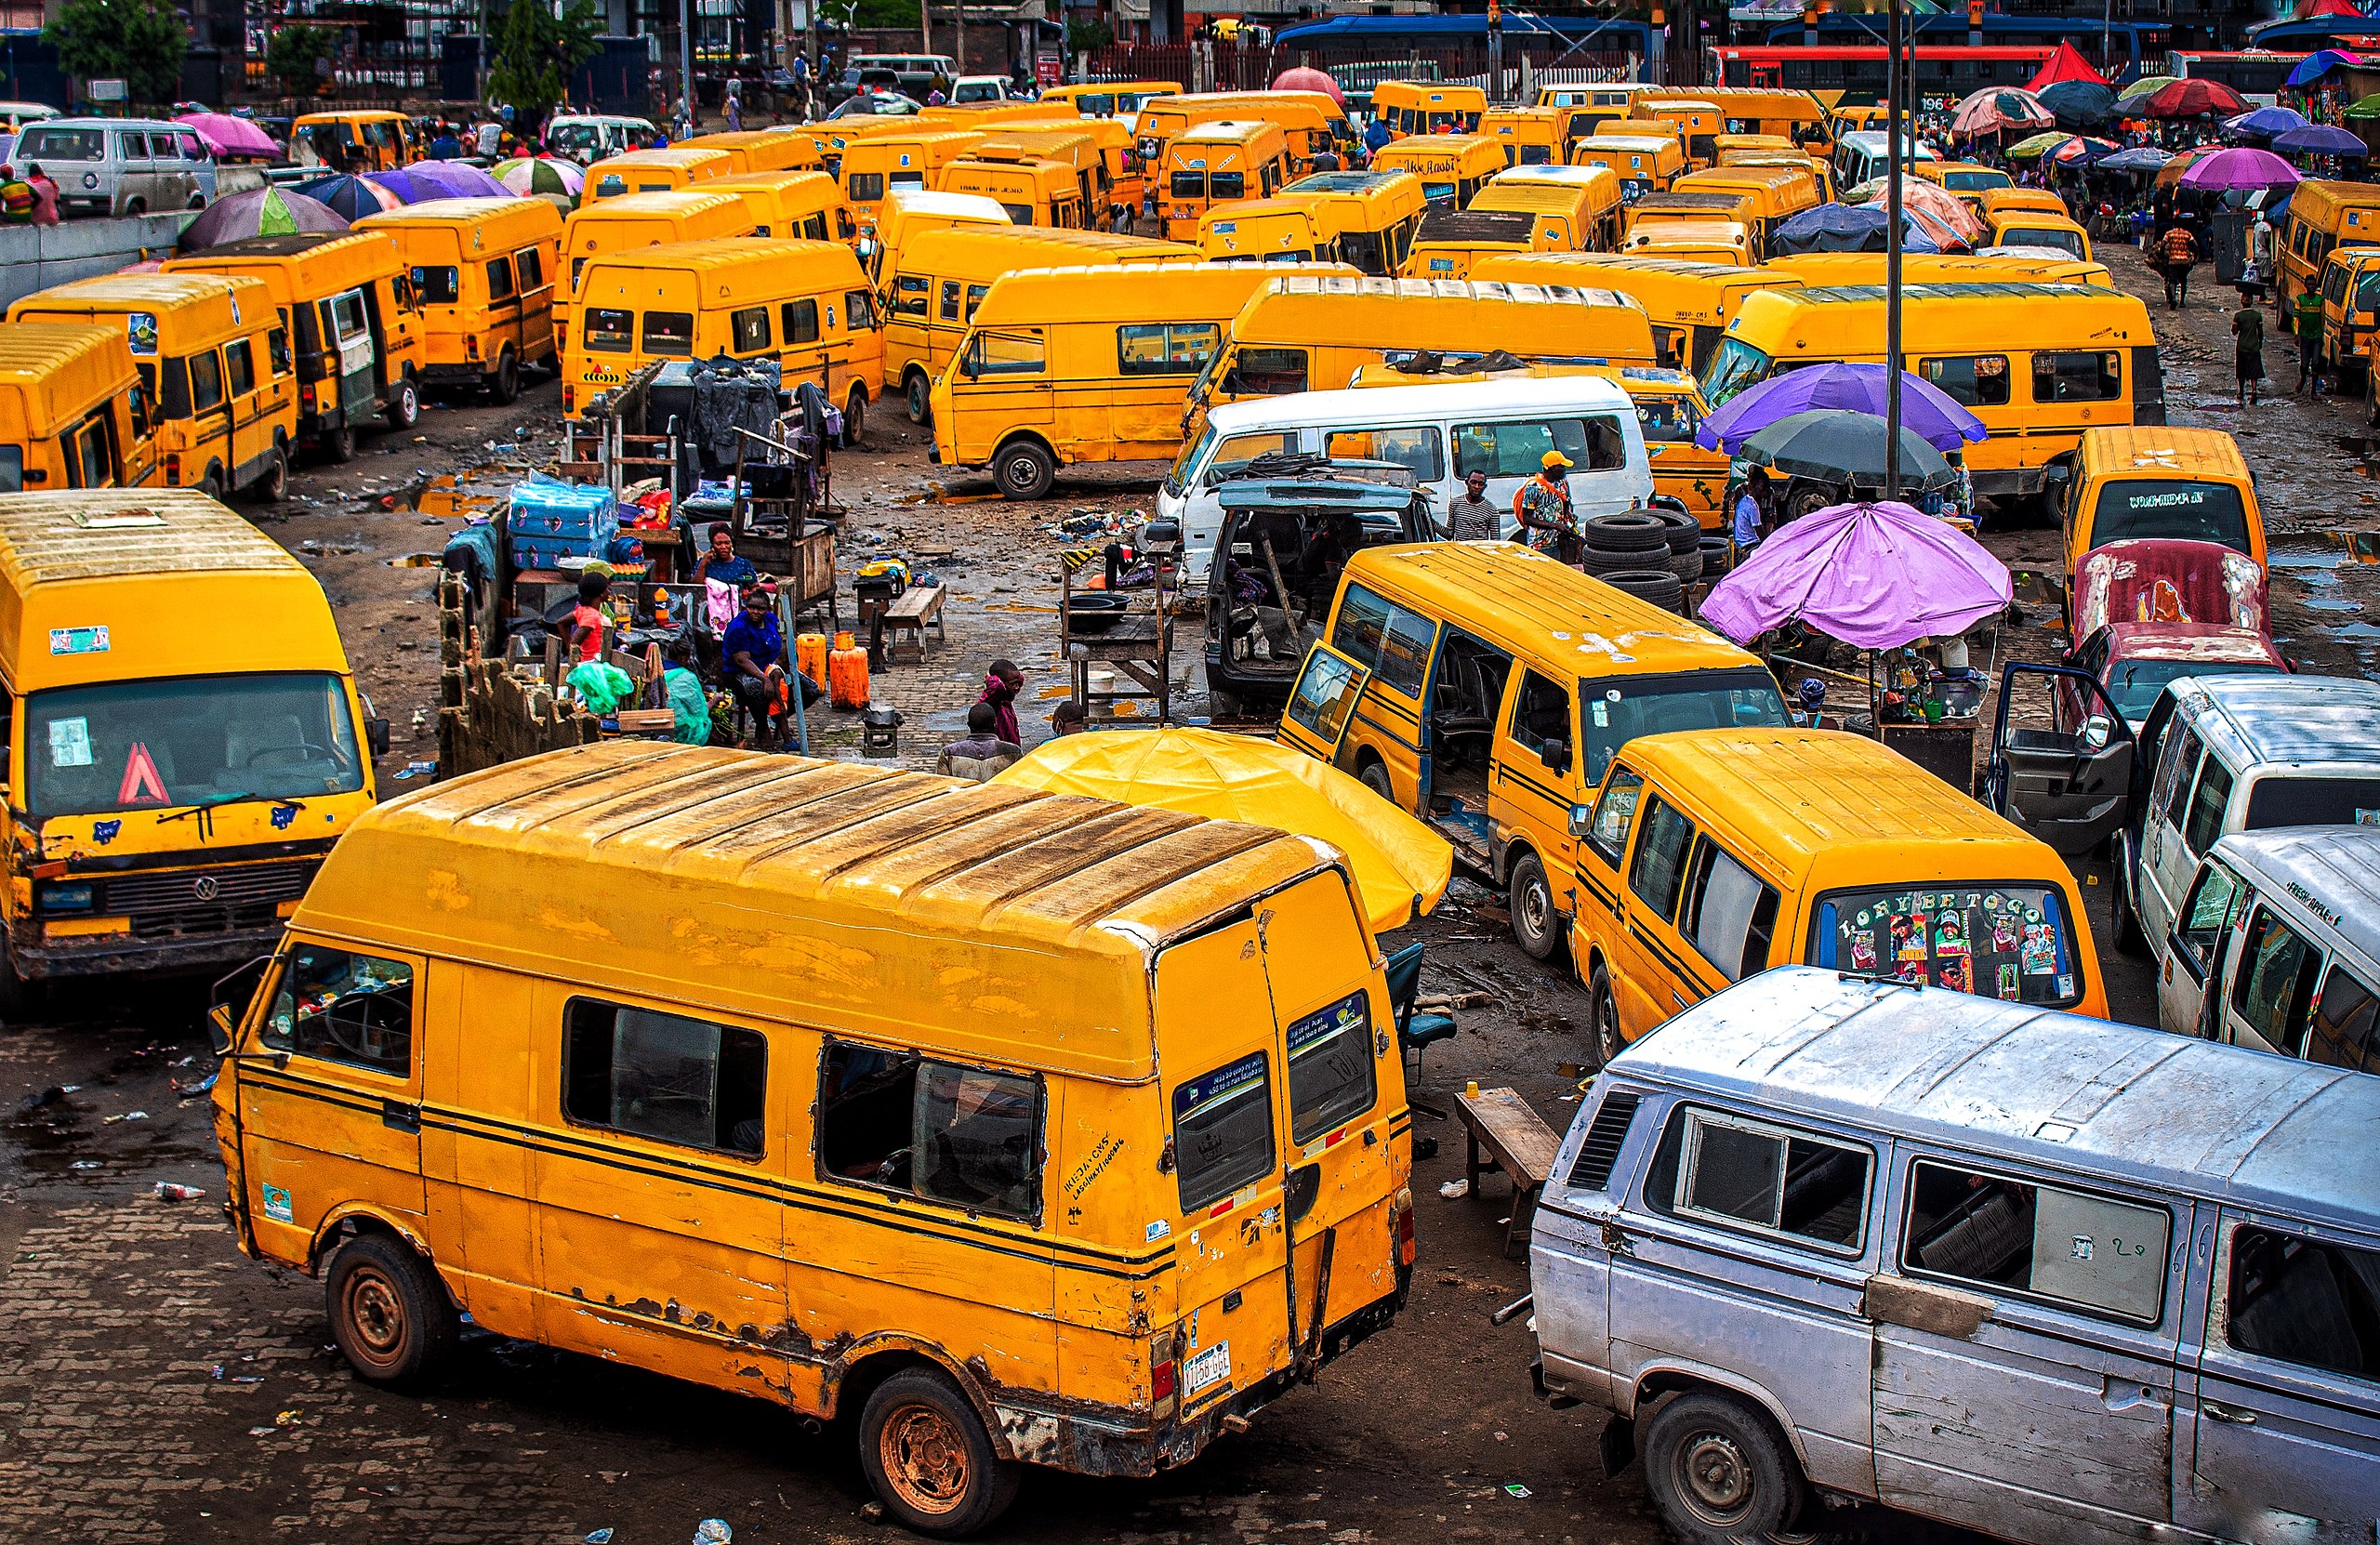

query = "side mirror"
[[1567, 801, 1596, 839], [365, 717, 391, 757], [2082, 714, 2113, 751], [2044, 465, 2070, 487], [207, 1002, 235, 1056], [1540, 739, 1572, 775]]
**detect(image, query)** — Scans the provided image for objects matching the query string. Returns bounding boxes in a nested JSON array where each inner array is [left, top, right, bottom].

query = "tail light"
[[467, 334, 480, 362], [562, 383, 575, 414], [164, 453, 180, 483], [1393, 1185, 1416, 1266], [298, 381, 316, 414], [1149, 1330, 1179, 1420]]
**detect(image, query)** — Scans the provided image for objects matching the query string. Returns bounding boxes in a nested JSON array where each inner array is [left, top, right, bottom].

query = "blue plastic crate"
[[508, 475, 619, 540]]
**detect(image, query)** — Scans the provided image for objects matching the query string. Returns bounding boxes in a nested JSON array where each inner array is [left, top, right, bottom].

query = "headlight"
[[38, 882, 93, 912], [82, 172, 97, 190]]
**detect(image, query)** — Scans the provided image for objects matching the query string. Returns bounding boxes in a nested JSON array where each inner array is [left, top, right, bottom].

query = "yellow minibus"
[[1276, 169, 1428, 276], [555, 189, 754, 339], [1371, 82, 1486, 139], [1367, 134, 1503, 208], [1573, 135, 1686, 202], [707, 169, 853, 242], [1471, 252, 1803, 374], [0, 322, 156, 491], [1160, 120, 1292, 240], [2280, 178, 2380, 317], [1478, 106, 1563, 166], [1472, 168, 1622, 250], [680, 126, 821, 174], [580, 146, 733, 204], [353, 198, 562, 403], [1037, 79, 1179, 117], [939, 150, 1085, 228], [1198, 199, 1340, 264], [840, 131, 985, 234]]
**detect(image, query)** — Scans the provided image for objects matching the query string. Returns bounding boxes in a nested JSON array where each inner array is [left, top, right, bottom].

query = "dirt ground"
[[0, 241, 2360, 1542]]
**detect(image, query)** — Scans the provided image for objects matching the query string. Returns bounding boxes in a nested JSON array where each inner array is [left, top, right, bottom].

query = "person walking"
[[2247, 213, 2276, 302], [2296, 289, 2327, 396], [791, 51, 812, 121], [1438, 468, 1501, 540], [2232, 289, 2266, 408], [1732, 467, 1771, 562], [2157, 220, 2198, 310], [23, 164, 57, 226], [1512, 451, 1580, 563]]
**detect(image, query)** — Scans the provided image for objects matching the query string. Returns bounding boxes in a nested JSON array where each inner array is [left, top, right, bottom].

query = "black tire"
[[1668, 548, 1702, 584], [846, 386, 867, 447], [1357, 759, 1395, 801], [1698, 536, 1732, 578], [857, 1368, 1021, 1538], [197, 467, 224, 501], [905, 370, 932, 424], [1590, 960, 1622, 1067], [256, 441, 289, 503], [2111, 839, 2148, 956], [386, 373, 419, 429], [1785, 482, 1833, 522], [1206, 679, 1243, 719], [1642, 1392, 1805, 1545], [1604, 568, 1686, 613], [1508, 850, 1561, 961], [1650, 507, 1700, 554], [490, 348, 520, 404], [324, 1233, 458, 1392], [1581, 544, 1651, 576], [994, 439, 1055, 500], [1581, 510, 1670, 553], [324, 423, 356, 464]]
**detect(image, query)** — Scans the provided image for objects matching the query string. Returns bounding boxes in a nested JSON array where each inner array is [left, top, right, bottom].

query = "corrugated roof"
[[2218, 825, 2380, 968], [1347, 543, 1758, 669], [0, 489, 302, 588]]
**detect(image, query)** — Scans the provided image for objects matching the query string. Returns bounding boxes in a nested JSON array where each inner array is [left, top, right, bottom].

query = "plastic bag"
[[567, 661, 636, 715]]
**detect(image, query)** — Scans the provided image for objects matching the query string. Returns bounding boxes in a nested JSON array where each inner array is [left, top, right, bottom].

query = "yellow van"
[[556, 189, 754, 340], [1478, 106, 1563, 167], [568, 239, 881, 429], [164, 231, 426, 459], [1276, 541, 1787, 959], [1673, 163, 1818, 250], [2280, 178, 2380, 317], [1693, 86, 1831, 149], [1705, 283, 2163, 502], [0, 488, 383, 1003], [882, 227, 1195, 419], [1198, 199, 1341, 265], [1917, 160, 2015, 210], [0, 323, 156, 491], [1572, 135, 1686, 202], [1568, 727, 2109, 1060], [1622, 217, 1752, 267], [1012, 114, 1145, 228], [1189, 276, 1659, 419], [1276, 169, 1428, 277], [970, 126, 1108, 216], [206, 741, 1415, 1536], [1160, 120, 1292, 240], [680, 126, 821, 174], [1766, 251, 2112, 288], [1985, 209, 2092, 260], [580, 146, 734, 204], [9, 274, 297, 501], [1472, 253, 1803, 374], [1976, 186, 2069, 222], [353, 198, 562, 403], [930, 261, 1346, 499], [1646, 99, 1724, 167], [707, 169, 854, 243], [1624, 190, 1760, 255], [1471, 168, 1622, 251], [1038, 79, 1180, 118], [864, 188, 1012, 283], [938, 149, 1085, 229], [293, 110, 417, 172], [1721, 149, 1837, 204], [1397, 209, 1565, 279], [841, 130, 985, 235], [1370, 82, 1486, 139], [2317, 244, 2380, 380], [2059, 425, 2264, 585], [1367, 134, 1503, 209]]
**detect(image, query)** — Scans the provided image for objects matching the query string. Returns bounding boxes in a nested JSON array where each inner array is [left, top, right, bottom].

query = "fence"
[[1086, 39, 1651, 99]]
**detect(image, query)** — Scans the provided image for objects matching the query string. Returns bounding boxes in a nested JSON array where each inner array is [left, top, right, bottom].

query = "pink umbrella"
[[1272, 65, 1344, 107], [2179, 146, 2303, 191], [1699, 500, 2012, 650], [177, 112, 279, 159]]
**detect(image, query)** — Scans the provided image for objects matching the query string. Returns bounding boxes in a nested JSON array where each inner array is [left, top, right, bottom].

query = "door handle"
[[380, 1099, 420, 1134], [2202, 1400, 2258, 1426]]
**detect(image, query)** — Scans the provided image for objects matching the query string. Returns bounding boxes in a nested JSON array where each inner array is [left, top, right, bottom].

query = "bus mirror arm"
[[206, 1002, 286, 1067]]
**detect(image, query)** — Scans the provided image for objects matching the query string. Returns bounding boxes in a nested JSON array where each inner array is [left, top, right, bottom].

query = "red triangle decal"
[[117, 742, 169, 807]]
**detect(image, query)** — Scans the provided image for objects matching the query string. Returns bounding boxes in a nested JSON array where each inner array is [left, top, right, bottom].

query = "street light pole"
[[1884, 0, 1904, 503], [681, 0, 696, 134]]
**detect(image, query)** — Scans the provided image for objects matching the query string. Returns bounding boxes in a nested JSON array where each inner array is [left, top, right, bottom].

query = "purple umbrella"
[[2274, 124, 2370, 157], [365, 162, 509, 203], [2179, 146, 2303, 191], [1697, 363, 1987, 454], [1699, 500, 2013, 650]]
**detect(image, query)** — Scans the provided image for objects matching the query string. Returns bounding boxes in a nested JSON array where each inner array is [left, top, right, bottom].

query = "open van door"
[[1276, 644, 1370, 768], [1983, 662, 2137, 856]]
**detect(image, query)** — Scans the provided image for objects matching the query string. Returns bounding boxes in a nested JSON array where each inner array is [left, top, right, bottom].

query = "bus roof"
[[2215, 825, 2380, 969], [581, 237, 859, 284], [299, 742, 1346, 1084], [162, 231, 405, 300], [9, 272, 265, 349], [2077, 426, 2249, 481], [972, 261, 1350, 325]]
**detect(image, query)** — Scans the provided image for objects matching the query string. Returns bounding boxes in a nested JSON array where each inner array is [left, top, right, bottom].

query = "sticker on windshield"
[[47, 718, 92, 768], [2360, 810, 2379, 826], [48, 626, 109, 656]]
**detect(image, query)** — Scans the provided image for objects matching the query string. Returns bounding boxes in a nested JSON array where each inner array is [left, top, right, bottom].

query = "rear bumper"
[[420, 363, 488, 386], [1973, 467, 2045, 498]]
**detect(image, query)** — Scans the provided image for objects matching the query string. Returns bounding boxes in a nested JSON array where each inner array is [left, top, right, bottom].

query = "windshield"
[[1576, 668, 1789, 786], [1942, 169, 2009, 191], [1700, 337, 1772, 406], [2107, 657, 2277, 722], [1166, 424, 1215, 496], [1809, 881, 2085, 1008], [2087, 479, 2252, 553], [2002, 225, 2083, 257], [25, 673, 364, 820], [2244, 775, 2380, 830]]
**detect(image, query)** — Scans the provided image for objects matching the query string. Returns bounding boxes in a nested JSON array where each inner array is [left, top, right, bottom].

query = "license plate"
[[1182, 1339, 1230, 1397]]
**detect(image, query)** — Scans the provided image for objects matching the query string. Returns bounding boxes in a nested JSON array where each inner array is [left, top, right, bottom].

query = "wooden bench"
[[882, 584, 945, 664], [1457, 1086, 1564, 1257]]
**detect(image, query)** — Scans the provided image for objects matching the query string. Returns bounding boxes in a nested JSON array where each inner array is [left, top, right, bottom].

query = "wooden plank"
[[1457, 1087, 1561, 1186]]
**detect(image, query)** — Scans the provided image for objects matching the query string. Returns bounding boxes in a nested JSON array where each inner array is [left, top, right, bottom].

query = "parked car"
[[17, 117, 216, 217], [948, 74, 1012, 104], [546, 113, 656, 166], [1530, 964, 2380, 1545], [826, 90, 922, 120], [2158, 824, 2380, 1057]]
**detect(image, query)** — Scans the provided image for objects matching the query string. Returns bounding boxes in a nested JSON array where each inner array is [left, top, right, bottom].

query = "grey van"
[[16, 117, 216, 217], [1530, 966, 2380, 1545]]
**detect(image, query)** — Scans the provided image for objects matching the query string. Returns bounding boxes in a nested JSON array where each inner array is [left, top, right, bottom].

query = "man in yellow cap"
[[1513, 449, 1579, 563]]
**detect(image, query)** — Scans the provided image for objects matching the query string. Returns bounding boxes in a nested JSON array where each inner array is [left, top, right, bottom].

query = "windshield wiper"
[[156, 792, 307, 824]]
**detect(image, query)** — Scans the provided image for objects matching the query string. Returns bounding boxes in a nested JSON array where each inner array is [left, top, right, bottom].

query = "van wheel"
[[905, 369, 932, 424], [187, 192, 206, 210], [858, 1368, 1021, 1538], [198, 466, 223, 501], [1508, 851, 1561, 960], [124, 197, 146, 216], [325, 1233, 458, 1391], [0, 944, 48, 1024], [995, 440, 1055, 500], [490, 348, 520, 404], [1358, 759, 1394, 801], [845, 385, 867, 447], [1590, 962, 1623, 1066], [387, 373, 419, 429], [256, 441, 289, 502], [1643, 1392, 1805, 1545], [324, 423, 356, 464]]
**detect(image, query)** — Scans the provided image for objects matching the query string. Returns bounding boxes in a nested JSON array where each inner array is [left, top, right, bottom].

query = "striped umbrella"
[[2005, 130, 2069, 159], [2050, 135, 2122, 165], [1952, 87, 2054, 138], [2118, 74, 2179, 103], [494, 155, 585, 197]]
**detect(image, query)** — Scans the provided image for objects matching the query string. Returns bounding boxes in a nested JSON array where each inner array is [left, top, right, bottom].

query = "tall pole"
[[681, 0, 696, 133], [1883, 0, 1904, 504]]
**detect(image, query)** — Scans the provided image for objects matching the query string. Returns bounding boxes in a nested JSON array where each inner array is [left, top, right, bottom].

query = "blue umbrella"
[[1773, 203, 1944, 256], [2288, 48, 2366, 87], [1696, 363, 1988, 454], [290, 173, 402, 220], [2228, 104, 2309, 139], [2097, 146, 2174, 173], [2275, 123, 2371, 157], [2038, 79, 2117, 129]]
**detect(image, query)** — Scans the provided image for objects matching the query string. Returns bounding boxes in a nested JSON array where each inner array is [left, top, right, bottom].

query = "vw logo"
[[192, 876, 219, 903]]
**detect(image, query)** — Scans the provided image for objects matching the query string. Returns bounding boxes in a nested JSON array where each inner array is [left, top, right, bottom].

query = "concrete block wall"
[[0, 213, 200, 308]]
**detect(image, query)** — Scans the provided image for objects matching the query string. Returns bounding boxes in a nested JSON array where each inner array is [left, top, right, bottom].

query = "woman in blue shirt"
[[694, 524, 759, 592]]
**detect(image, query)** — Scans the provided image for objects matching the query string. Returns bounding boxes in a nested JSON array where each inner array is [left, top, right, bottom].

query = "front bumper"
[[11, 921, 286, 980]]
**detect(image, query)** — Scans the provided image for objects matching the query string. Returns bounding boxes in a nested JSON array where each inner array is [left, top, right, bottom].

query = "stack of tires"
[[1578, 509, 1700, 614]]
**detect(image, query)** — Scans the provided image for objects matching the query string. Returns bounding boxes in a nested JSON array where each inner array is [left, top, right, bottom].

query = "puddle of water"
[[2335, 621, 2380, 642], [2305, 596, 2364, 614], [983, 601, 1058, 614]]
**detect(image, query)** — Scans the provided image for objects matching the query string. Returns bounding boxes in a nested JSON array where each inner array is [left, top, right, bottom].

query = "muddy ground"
[[0, 240, 2360, 1542]]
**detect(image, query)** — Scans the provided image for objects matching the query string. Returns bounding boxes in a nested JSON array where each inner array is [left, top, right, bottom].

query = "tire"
[[255, 441, 289, 503], [1650, 507, 1700, 554], [197, 467, 224, 501], [1604, 568, 1686, 613], [1581, 544, 1651, 576], [1206, 679, 1243, 719], [324, 1233, 458, 1392], [1699, 536, 1732, 578], [1580, 510, 1670, 553], [490, 348, 520, 404], [1642, 1392, 1805, 1545], [994, 438, 1055, 500], [1786, 482, 1833, 522], [905, 369, 932, 424], [324, 423, 356, 464], [845, 385, 867, 447], [1508, 850, 1561, 961], [1357, 759, 1394, 801], [124, 198, 146, 216], [1668, 548, 1702, 584], [857, 1368, 1021, 1538], [1590, 960, 1622, 1067], [386, 373, 419, 429]]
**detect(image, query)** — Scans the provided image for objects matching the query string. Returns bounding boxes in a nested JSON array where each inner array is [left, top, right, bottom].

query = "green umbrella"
[[2118, 74, 2178, 103], [2347, 92, 2380, 120], [2007, 129, 2069, 159]]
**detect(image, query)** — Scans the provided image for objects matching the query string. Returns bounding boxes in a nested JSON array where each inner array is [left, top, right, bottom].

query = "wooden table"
[[1456, 1086, 1564, 1257]]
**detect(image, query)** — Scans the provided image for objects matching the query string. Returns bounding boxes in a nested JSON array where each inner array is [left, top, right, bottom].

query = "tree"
[[43, 0, 187, 107], [486, 0, 603, 131], [265, 22, 341, 99]]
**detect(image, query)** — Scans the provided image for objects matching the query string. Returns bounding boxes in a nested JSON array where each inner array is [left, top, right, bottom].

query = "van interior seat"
[[227, 713, 308, 771], [1913, 1187, 2030, 1285]]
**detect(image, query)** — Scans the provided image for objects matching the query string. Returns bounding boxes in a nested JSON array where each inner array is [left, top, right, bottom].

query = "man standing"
[[1512, 451, 1580, 563], [791, 51, 812, 121], [1438, 467, 1501, 540], [2296, 288, 2327, 396], [724, 83, 743, 133], [2232, 288, 2266, 409], [0, 166, 32, 226], [2157, 221, 2198, 310], [475, 119, 502, 158], [1733, 466, 1771, 560]]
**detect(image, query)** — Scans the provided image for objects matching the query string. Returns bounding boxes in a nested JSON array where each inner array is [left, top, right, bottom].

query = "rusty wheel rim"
[[341, 1263, 411, 1371], [879, 1401, 972, 1516], [1673, 1429, 1754, 1528]]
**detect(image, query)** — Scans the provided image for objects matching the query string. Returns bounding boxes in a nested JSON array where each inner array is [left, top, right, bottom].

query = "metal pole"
[[681, 0, 696, 134], [1883, 0, 1904, 504]]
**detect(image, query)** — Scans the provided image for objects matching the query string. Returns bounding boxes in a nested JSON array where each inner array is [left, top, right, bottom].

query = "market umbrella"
[[2275, 123, 2371, 157], [2180, 146, 2303, 190], [2142, 78, 2248, 118], [1846, 175, 1986, 242], [2097, 145, 2174, 173], [1698, 364, 1987, 455], [2048, 134, 2122, 165], [2118, 74, 2179, 103], [2228, 104, 2308, 138], [1952, 87, 2053, 138], [2038, 79, 2118, 129], [1699, 499, 2014, 650], [292, 173, 403, 219], [2027, 41, 2107, 92], [1739, 410, 1956, 495], [495, 154, 584, 197], [988, 727, 1453, 931], [176, 111, 277, 159], [2288, 47, 2366, 86], [176, 187, 347, 250], [1271, 64, 1345, 107], [2005, 128, 2069, 159], [1772, 203, 1944, 255], [2155, 145, 2220, 187], [369, 161, 509, 202]]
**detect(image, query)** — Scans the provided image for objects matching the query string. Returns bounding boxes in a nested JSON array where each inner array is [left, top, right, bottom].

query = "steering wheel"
[[319, 991, 403, 1063], [245, 742, 337, 770]]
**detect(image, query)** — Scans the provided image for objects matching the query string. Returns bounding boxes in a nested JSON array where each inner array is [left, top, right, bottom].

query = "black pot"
[[1069, 592, 1130, 633]]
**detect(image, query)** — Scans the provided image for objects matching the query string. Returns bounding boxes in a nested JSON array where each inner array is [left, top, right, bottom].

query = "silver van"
[[1529, 966, 2380, 1545], [17, 117, 217, 217], [2160, 825, 2380, 1065]]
